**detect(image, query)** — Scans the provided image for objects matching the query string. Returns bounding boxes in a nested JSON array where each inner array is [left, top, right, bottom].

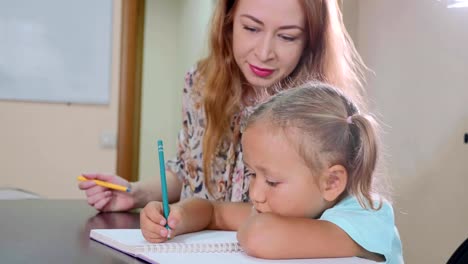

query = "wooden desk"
[[0, 199, 144, 264]]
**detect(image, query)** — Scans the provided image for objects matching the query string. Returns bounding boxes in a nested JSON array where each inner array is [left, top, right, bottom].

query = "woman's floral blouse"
[[166, 67, 254, 202]]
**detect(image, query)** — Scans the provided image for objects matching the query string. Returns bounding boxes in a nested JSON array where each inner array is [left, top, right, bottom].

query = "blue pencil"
[[157, 140, 170, 230]]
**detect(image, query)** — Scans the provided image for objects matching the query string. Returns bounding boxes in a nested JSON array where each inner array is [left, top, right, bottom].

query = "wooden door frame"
[[117, 0, 145, 182]]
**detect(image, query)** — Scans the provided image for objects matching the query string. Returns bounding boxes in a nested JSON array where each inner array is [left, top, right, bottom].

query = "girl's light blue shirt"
[[319, 196, 404, 264]]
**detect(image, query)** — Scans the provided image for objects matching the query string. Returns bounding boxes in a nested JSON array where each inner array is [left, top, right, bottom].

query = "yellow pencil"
[[77, 175, 131, 193]]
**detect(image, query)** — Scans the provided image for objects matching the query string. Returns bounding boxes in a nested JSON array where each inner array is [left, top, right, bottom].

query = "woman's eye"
[[279, 34, 296, 42], [243, 26, 258, 33]]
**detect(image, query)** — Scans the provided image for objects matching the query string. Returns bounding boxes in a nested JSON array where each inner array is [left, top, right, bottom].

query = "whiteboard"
[[0, 0, 113, 104]]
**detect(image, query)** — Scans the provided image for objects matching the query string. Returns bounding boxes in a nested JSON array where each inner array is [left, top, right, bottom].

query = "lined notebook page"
[[90, 229, 241, 254]]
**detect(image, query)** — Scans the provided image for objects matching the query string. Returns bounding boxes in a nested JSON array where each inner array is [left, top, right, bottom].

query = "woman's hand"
[[140, 201, 184, 243], [78, 173, 136, 212]]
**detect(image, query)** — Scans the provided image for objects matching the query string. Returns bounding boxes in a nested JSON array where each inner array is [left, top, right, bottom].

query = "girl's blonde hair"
[[197, 0, 368, 190], [247, 82, 384, 210]]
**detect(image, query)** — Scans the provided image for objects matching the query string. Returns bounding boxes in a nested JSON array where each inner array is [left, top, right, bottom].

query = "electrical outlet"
[[100, 131, 117, 149]]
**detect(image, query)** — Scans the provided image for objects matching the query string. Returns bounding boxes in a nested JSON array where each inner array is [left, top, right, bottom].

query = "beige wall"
[[344, 1, 468, 263], [138, 0, 214, 182], [0, 1, 122, 199]]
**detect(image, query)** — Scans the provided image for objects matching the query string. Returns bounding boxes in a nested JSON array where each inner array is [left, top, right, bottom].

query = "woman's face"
[[232, 0, 306, 90]]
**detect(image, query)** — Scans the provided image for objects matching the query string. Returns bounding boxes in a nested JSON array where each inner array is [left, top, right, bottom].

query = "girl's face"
[[232, 0, 306, 90], [242, 122, 329, 219]]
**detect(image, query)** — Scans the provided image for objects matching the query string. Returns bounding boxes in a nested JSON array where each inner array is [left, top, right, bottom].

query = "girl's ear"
[[320, 165, 348, 202]]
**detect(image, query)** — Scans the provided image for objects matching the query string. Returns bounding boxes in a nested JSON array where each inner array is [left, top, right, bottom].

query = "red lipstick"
[[249, 64, 274, 78]]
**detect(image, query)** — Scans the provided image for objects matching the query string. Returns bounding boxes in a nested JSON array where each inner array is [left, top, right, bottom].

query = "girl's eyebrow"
[[244, 159, 273, 175], [240, 14, 304, 31]]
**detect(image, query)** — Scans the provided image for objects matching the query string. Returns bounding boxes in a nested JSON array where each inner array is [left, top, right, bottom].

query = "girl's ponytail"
[[347, 114, 382, 210]]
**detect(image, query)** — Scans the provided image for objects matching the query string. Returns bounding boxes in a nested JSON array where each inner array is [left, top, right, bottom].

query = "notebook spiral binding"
[[142, 242, 243, 253]]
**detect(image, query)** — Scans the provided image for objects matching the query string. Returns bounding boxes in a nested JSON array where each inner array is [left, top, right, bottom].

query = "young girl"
[[140, 83, 403, 263]]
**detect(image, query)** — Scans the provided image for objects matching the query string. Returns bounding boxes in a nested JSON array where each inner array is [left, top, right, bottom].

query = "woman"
[[79, 0, 367, 211]]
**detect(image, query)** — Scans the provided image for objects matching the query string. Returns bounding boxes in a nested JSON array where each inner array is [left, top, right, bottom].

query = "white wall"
[[349, 1, 468, 263], [0, 0, 121, 198], [138, 0, 214, 182]]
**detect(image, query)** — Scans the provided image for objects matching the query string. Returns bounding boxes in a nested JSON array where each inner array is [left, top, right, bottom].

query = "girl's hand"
[[78, 173, 135, 212], [140, 201, 183, 243]]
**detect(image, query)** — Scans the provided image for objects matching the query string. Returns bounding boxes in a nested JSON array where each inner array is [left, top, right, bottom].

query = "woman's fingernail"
[[160, 229, 167, 237], [160, 219, 166, 226], [167, 229, 172, 238]]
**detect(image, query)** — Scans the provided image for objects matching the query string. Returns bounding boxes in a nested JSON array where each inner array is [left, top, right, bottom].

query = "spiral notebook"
[[90, 229, 241, 254], [90, 229, 376, 264]]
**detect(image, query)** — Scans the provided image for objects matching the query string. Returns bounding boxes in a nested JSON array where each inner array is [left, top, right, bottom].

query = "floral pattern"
[[166, 67, 254, 202]]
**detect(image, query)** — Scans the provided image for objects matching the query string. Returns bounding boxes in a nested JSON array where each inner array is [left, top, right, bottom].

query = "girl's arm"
[[173, 198, 252, 236], [237, 213, 383, 261]]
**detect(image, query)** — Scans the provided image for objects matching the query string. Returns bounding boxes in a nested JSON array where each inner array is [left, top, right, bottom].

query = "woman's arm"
[[79, 170, 181, 212], [132, 170, 182, 208], [237, 213, 382, 261]]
